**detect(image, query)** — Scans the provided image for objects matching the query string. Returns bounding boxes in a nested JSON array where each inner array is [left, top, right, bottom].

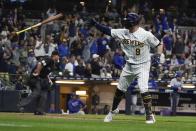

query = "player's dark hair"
[[51, 50, 59, 56]]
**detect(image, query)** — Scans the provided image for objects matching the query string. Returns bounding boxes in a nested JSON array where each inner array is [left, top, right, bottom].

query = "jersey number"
[[135, 48, 140, 55]]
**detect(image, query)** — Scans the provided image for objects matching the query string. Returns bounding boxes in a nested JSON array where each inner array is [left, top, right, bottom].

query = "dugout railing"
[[0, 72, 196, 115]]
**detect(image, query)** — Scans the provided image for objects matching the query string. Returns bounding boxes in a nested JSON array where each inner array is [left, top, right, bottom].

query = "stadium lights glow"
[[110, 82, 118, 86], [167, 85, 195, 88], [55, 80, 85, 84], [80, 1, 85, 6], [76, 90, 87, 96], [109, 0, 112, 3], [183, 85, 195, 88]]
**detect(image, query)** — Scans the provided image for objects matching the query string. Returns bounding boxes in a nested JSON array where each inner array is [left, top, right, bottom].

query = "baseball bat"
[[14, 13, 63, 35]]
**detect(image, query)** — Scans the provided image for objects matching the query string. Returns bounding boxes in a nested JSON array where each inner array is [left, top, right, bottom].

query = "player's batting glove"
[[155, 54, 161, 64], [151, 54, 161, 67]]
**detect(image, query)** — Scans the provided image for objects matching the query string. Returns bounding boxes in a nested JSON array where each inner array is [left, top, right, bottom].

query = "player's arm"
[[33, 62, 43, 76], [156, 42, 163, 55], [33, 59, 49, 76], [79, 100, 86, 110], [154, 43, 163, 65], [147, 32, 164, 65], [47, 75, 53, 85], [35, 41, 43, 49], [90, 19, 111, 36], [147, 32, 163, 55]]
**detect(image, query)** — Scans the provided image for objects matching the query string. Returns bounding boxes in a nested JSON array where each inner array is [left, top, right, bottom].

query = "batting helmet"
[[122, 13, 141, 28]]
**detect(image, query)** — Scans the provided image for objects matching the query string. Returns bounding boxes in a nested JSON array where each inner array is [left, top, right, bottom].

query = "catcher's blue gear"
[[122, 13, 141, 28]]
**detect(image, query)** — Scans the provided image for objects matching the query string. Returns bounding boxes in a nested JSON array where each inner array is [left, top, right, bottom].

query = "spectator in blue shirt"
[[68, 93, 86, 114], [162, 30, 173, 57], [160, 9, 170, 31], [177, 54, 185, 65], [113, 48, 125, 70], [97, 33, 109, 57], [90, 40, 98, 55], [79, 25, 89, 39], [153, 14, 162, 34], [148, 74, 158, 89], [169, 18, 177, 32], [58, 39, 70, 58]]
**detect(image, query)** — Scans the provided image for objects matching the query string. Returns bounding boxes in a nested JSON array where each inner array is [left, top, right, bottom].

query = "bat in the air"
[[14, 13, 63, 35]]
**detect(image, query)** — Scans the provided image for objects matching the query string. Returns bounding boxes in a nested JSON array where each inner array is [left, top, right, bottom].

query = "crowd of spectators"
[[0, 3, 196, 91]]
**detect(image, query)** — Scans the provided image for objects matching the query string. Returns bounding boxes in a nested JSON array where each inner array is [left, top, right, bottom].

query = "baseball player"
[[170, 72, 183, 116], [89, 12, 163, 124]]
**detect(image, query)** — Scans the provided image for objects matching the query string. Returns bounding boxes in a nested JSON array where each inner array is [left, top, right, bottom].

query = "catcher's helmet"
[[122, 13, 141, 28]]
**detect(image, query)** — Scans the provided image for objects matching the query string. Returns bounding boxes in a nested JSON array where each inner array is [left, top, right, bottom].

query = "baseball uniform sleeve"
[[111, 29, 127, 38], [146, 32, 160, 48], [91, 19, 111, 36]]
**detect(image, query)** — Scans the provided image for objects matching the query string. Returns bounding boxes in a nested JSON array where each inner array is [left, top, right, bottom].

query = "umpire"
[[18, 51, 60, 115]]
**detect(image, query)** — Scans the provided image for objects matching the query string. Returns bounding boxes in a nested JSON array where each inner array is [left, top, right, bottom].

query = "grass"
[[0, 113, 196, 131]]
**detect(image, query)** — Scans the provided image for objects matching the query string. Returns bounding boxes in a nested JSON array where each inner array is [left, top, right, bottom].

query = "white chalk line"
[[0, 123, 32, 127]]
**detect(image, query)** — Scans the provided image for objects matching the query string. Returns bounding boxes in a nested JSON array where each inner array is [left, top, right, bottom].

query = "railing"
[[1, 72, 195, 92], [1, 72, 196, 83]]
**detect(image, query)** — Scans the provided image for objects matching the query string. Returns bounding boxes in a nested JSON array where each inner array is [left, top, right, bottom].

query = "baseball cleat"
[[145, 114, 156, 124], [104, 108, 119, 122]]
